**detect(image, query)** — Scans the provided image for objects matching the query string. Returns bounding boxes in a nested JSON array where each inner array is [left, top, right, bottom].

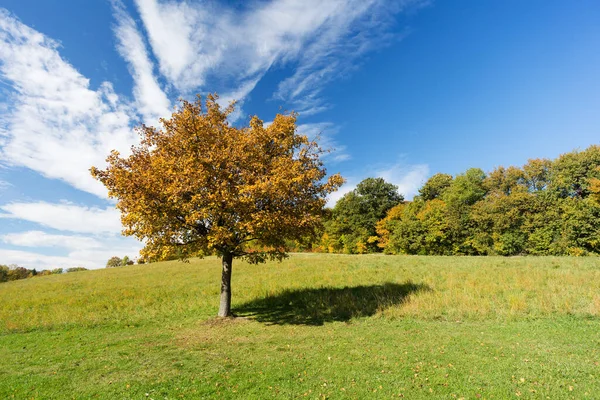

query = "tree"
[[325, 178, 403, 253], [419, 173, 453, 201], [121, 256, 134, 266], [91, 95, 343, 317], [0, 265, 8, 283], [106, 256, 122, 268], [549, 145, 600, 198], [7, 266, 30, 281], [66, 267, 88, 273]]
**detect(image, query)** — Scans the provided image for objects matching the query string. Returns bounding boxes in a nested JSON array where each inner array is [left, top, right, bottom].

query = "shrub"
[[66, 267, 88, 273], [106, 256, 122, 268]]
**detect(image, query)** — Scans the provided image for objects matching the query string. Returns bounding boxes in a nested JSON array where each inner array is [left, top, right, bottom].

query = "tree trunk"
[[218, 252, 233, 317]]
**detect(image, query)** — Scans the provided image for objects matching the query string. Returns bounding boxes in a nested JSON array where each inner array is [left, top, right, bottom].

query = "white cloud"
[[0, 2, 426, 269], [67, 244, 144, 269], [0, 2, 419, 200], [327, 162, 429, 206], [297, 122, 350, 163], [273, 0, 408, 107], [112, 0, 171, 125], [0, 9, 138, 198], [327, 177, 358, 207], [0, 248, 93, 270], [376, 162, 429, 200], [2, 230, 102, 249], [0, 241, 143, 270], [0, 202, 122, 234], [132, 0, 415, 109]]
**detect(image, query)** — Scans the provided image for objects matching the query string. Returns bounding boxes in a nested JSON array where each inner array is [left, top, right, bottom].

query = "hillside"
[[1, 254, 599, 398]]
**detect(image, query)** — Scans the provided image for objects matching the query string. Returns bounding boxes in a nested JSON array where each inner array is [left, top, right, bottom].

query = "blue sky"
[[0, 0, 598, 269]]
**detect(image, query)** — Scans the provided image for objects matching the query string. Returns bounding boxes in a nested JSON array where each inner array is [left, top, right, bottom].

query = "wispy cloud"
[[376, 162, 429, 200], [2, 230, 102, 249], [0, 244, 143, 270], [0, 248, 94, 269], [0, 9, 137, 197], [0, 1, 419, 197], [0, 202, 122, 234], [297, 122, 350, 163], [112, 0, 171, 125], [0, 1, 425, 269], [130, 0, 417, 111]]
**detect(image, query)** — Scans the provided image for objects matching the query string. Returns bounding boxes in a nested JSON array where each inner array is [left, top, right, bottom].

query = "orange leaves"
[[91, 94, 343, 263]]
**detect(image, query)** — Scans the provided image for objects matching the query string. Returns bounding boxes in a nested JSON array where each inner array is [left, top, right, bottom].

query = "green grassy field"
[[1, 254, 599, 399]]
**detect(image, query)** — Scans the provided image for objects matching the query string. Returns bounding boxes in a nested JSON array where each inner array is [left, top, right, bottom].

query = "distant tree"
[[106, 256, 122, 268], [91, 94, 343, 317], [591, 172, 600, 203], [550, 145, 600, 198], [419, 173, 453, 201], [383, 200, 427, 255], [121, 256, 134, 266], [443, 168, 487, 208], [66, 267, 88, 273], [521, 158, 552, 192], [377, 145, 600, 256], [484, 166, 524, 195], [0, 265, 8, 282], [375, 203, 405, 252], [51, 268, 63, 274], [325, 177, 403, 253], [7, 266, 30, 281]]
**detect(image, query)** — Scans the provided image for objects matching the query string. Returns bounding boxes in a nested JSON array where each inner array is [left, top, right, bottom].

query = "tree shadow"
[[234, 281, 430, 326]]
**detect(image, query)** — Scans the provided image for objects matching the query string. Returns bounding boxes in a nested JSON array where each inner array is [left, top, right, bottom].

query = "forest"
[[314, 144, 600, 256]]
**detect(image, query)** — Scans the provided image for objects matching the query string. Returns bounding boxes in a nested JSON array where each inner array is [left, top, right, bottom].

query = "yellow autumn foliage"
[[91, 94, 344, 263]]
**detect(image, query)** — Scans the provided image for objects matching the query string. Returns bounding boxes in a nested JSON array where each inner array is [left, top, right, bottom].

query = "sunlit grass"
[[2, 254, 598, 332], [1, 254, 599, 398]]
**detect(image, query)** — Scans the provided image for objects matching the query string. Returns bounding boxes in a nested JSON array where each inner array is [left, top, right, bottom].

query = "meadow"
[[1, 254, 599, 399]]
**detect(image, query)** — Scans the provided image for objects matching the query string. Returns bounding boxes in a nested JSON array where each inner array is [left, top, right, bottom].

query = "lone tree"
[[91, 95, 343, 317]]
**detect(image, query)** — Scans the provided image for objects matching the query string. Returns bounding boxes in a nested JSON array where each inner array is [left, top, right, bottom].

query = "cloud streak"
[[131, 0, 415, 109], [297, 122, 350, 163], [112, 0, 171, 125], [0, 1, 425, 269], [2, 230, 102, 249], [0, 9, 137, 197], [327, 161, 429, 206], [0, 201, 122, 234]]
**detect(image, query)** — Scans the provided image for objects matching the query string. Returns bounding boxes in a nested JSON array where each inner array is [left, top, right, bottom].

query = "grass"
[[1, 254, 599, 398]]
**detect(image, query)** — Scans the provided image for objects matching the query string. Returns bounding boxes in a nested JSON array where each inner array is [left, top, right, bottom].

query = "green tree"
[[106, 256, 122, 268], [442, 168, 487, 254], [419, 173, 453, 201], [121, 256, 134, 266], [66, 267, 88, 273], [0, 265, 8, 282], [326, 178, 403, 253], [385, 199, 426, 255], [550, 145, 600, 198], [521, 158, 552, 192]]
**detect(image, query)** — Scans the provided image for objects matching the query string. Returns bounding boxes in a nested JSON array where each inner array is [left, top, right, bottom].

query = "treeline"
[[0, 265, 88, 283], [105, 256, 137, 268], [307, 145, 600, 256]]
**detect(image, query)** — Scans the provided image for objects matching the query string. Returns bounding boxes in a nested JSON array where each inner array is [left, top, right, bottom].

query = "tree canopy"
[[372, 145, 600, 256], [91, 94, 343, 316], [322, 177, 403, 253]]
